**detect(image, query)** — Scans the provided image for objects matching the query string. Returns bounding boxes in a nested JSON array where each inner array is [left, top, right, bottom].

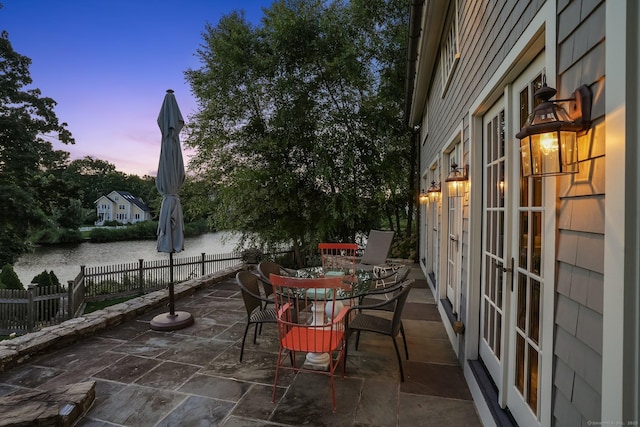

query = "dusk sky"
[[2, 0, 268, 176]]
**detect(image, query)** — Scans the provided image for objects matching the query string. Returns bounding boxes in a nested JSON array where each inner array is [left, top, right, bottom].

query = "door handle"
[[496, 258, 514, 291]]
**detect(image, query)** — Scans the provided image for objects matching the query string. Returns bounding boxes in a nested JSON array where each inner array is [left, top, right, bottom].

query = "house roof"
[[405, 0, 448, 127], [94, 191, 151, 212]]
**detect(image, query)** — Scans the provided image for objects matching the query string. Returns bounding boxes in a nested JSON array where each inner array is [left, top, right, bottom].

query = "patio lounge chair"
[[354, 230, 395, 271]]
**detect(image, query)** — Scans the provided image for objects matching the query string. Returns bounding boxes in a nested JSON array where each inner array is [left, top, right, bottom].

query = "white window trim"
[[440, 0, 460, 97], [603, 0, 638, 422]]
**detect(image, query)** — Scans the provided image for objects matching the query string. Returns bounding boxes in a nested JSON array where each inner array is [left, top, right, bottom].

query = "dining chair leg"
[[253, 323, 260, 344], [272, 349, 285, 403], [343, 342, 348, 377], [400, 322, 409, 359], [392, 337, 405, 382], [240, 323, 251, 362]]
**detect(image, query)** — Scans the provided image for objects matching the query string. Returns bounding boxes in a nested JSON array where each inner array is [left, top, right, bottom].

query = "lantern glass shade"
[[427, 181, 441, 202], [447, 179, 465, 197], [445, 165, 468, 198], [516, 83, 591, 177], [520, 130, 578, 176], [418, 191, 429, 205]]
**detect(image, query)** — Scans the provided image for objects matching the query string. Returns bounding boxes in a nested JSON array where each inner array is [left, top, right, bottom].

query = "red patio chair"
[[269, 273, 349, 412], [318, 242, 358, 274]]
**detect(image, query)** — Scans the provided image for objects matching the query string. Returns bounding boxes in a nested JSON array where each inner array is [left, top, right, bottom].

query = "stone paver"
[[0, 265, 483, 426]]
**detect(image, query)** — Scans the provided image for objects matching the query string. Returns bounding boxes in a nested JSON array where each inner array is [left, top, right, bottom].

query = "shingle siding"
[[552, 0, 606, 423]]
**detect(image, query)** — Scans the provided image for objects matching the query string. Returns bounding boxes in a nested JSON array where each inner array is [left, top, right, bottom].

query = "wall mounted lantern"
[[427, 180, 441, 203], [445, 162, 469, 197], [515, 79, 592, 176], [418, 190, 429, 205]]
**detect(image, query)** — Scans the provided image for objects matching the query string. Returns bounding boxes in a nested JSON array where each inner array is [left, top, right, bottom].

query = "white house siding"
[[407, 0, 640, 425], [553, 1, 605, 425]]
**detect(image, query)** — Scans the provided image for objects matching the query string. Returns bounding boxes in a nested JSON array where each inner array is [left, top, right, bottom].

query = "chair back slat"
[[269, 274, 347, 353], [318, 242, 358, 273], [391, 281, 414, 335], [236, 271, 264, 315]]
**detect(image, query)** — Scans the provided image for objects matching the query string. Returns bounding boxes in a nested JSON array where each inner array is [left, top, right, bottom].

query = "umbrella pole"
[[150, 251, 194, 331], [168, 252, 175, 316]]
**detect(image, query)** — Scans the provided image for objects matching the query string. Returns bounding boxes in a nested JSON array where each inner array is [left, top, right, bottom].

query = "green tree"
[[0, 29, 74, 265], [63, 157, 159, 216], [0, 264, 22, 290], [185, 0, 411, 264]]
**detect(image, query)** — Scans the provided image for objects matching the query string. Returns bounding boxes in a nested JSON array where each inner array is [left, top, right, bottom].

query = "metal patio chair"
[[345, 279, 414, 381]]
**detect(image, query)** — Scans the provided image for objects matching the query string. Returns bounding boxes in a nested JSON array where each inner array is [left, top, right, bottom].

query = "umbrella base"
[[150, 311, 194, 331]]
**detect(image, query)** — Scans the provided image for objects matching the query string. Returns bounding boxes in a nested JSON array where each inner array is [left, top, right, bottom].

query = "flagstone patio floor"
[[0, 265, 482, 426]]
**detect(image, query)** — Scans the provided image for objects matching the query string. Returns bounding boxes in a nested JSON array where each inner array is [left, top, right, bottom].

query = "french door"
[[446, 149, 462, 310], [480, 54, 549, 426]]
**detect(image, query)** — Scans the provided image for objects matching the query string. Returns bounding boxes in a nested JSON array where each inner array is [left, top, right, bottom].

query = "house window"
[[440, 0, 460, 96], [119, 205, 125, 210]]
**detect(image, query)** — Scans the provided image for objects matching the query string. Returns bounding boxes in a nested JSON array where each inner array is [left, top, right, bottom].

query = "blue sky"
[[1, 0, 268, 176]]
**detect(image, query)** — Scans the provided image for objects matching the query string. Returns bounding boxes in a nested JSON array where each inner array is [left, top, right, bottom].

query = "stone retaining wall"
[[0, 265, 245, 373]]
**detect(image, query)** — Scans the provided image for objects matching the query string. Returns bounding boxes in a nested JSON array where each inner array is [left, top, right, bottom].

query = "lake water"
[[13, 231, 241, 288]]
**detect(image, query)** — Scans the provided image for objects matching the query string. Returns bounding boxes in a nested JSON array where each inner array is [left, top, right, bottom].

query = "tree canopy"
[[0, 26, 167, 265], [0, 29, 75, 265], [185, 0, 413, 264]]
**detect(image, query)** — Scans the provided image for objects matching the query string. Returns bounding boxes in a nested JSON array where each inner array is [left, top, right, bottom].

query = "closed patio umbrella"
[[150, 89, 194, 331]]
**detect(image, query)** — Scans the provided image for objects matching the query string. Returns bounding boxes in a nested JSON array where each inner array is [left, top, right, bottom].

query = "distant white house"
[[94, 191, 152, 226]]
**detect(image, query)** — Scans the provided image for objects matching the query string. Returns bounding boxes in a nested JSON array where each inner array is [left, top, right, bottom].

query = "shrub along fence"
[[1, 251, 254, 336]]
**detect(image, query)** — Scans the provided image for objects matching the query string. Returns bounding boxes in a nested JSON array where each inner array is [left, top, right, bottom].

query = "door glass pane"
[[497, 267, 503, 310], [519, 88, 529, 128], [499, 110, 505, 157], [532, 75, 543, 107], [528, 344, 539, 412], [498, 211, 504, 257], [516, 334, 525, 394], [517, 273, 527, 330], [496, 312, 502, 358], [484, 300, 489, 340], [520, 175, 529, 206], [532, 212, 542, 275], [532, 177, 542, 207], [499, 162, 505, 208], [529, 279, 540, 344], [519, 212, 528, 269]]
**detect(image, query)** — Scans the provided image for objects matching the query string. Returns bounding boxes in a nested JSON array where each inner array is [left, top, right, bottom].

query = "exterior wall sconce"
[[418, 190, 429, 205], [515, 79, 592, 176], [445, 162, 469, 197], [427, 180, 441, 203]]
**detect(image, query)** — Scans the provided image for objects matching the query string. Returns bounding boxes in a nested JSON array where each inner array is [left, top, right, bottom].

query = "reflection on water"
[[13, 232, 240, 288]]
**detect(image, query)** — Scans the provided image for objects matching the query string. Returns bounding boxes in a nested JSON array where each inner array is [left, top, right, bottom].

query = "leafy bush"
[[0, 264, 23, 290], [31, 270, 61, 287], [389, 234, 417, 261], [57, 228, 84, 243], [241, 248, 264, 264], [30, 270, 63, 321]]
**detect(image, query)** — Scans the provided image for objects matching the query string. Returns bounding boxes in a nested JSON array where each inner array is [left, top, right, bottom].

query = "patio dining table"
[[273, 267, 382, 371], [292, 266, 377, 300]]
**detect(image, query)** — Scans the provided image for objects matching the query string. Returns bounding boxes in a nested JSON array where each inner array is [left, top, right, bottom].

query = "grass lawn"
[[84, 296, 138, 313]]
